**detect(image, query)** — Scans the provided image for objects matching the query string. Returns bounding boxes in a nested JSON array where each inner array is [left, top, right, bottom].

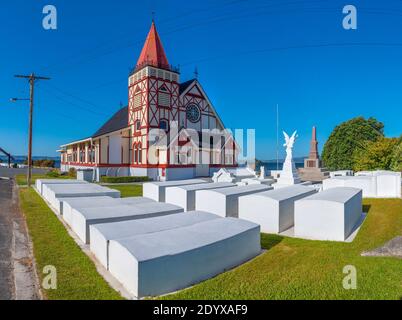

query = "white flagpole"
[[276, 104, 279, 170]]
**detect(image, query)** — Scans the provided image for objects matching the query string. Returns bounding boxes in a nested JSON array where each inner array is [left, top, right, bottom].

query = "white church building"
[[60, 22, 239, 181]]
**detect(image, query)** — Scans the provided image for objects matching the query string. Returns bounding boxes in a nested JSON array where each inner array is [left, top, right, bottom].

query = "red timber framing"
[[61, 22, 237, 175]]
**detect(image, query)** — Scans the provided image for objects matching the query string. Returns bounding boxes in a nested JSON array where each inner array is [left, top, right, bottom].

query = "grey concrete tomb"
[[61, 196, 155, 226], [71, 202, 184, 244], [108, 217, 261, 298], [195, 184, 271, 217], [42, 184, 121, 214], [165, 182, 235, 211], [90, 211, 221, 269], [143, 179, 207, 202], [238, 185, 317, 233]]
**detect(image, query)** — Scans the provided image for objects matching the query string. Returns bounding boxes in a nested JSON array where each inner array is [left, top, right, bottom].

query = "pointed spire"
[[136, 21, 170, 70], [194, 66, 199, 80]]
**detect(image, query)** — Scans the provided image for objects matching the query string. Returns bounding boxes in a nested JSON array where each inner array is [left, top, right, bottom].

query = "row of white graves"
[[36, 179, 261, 298], [239, 185, 363, 241], [323, 170, 401, 198], [158, 179, 365, 242]]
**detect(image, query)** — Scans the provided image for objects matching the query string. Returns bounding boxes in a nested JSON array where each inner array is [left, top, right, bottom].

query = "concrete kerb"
[[13, 182, 42, 300]]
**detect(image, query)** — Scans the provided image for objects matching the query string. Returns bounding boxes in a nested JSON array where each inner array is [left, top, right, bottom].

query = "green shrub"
[[100, 176, 150, 183], [23, 159, 56, 168], [322, 117, 384, 170], [352, 137, 399, 171], [68, 168, 77, 178], [46, 169, 61, 178]]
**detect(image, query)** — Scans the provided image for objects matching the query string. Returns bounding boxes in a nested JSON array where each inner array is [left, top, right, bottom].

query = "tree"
[[322, 117, 384, 170], [390, 136, 402, 171], [352, 137, 399, 171]]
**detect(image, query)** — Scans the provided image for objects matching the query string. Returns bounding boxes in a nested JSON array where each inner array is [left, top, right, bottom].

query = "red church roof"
[[136, 22, 170, 70]]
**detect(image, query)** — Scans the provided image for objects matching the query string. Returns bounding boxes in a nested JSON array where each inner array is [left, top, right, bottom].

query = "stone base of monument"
[[90, 211, 221, 269], [238, 185, 317, 233], [71, 202, 184, 244], [165, 182, 234, 211], [294, 187, 362, 241], [195, 185, 272, 218], [298, 167, 330, 182], [143, 179, 207, 202], [108, 217, 261, 298], [62, 196, 155, 227]]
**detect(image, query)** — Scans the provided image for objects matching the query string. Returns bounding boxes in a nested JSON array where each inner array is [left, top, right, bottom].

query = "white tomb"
[[375, 171, 401, 198], [62, 196, 155, 226], [240, 178, 275, 186], [353, 170, 401, 198], [165, 182, 234, 211], [71, 202, 184, 243], [90, 211, 221, 269], [239, 185, 317, 233], [108, 218, 260, 298], [323, 172, 401, 198], [35, 179, 88, 195], [294, 187, 362, 241], [195, 184, 271, 217], [323, 176, 377, 197], [143, 179, 207, 202], [42, 184, 121, 213], [329, 170, 354, 178], [211, 167, 256, 183]]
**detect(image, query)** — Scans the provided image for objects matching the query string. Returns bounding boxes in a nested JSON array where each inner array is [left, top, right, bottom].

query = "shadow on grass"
[[261, 234, 284, 250], [363, 204, 371, 213]]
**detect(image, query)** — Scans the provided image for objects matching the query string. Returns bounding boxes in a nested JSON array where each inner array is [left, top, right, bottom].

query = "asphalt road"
[[0, 167, 47, 178], [0, 179, 15, 299]]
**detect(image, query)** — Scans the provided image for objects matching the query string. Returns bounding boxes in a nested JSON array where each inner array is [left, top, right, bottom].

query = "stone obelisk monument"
[[298, 126, 329, 182]]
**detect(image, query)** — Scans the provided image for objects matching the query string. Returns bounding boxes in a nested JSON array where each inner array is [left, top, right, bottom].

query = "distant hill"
[[260, 156, 306, 163]]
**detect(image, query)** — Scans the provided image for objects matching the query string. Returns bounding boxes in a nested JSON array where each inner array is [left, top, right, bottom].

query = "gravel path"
[[362, 236, 402, 259]]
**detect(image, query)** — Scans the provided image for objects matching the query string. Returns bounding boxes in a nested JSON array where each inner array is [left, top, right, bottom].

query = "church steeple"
[[136, 21, 170, 70]]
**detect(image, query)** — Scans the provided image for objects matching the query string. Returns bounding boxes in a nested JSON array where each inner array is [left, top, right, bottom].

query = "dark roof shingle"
[[92, 106, 128, 138], [179, 79, 196, 94]]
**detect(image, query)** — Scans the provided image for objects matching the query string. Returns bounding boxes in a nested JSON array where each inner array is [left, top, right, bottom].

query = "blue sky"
[[1, 0, 401, 160]]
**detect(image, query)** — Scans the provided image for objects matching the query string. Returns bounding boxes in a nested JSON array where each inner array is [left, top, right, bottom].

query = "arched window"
[[159, 119, 168, 131], [138, 144, 142, 163], [135, 120, 141, 131], [133, 143, 138, 163]]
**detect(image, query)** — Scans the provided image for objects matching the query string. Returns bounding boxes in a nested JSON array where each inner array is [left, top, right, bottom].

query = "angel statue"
[[283, 131, 298, 161]]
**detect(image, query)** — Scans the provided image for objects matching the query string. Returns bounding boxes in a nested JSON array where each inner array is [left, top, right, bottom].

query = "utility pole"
[[13, 73, 50, 187]]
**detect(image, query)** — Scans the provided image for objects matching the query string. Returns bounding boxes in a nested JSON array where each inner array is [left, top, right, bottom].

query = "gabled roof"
[[136, 22, 170, 70], [92, 106, 128, 138], [179, 79, 196, 94], [179, 79, 226, 130]]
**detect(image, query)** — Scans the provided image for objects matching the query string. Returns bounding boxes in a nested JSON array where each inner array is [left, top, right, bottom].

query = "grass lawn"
[[19, 187, 123, 300], [163, 198, 402, 300], [18, 180, 402, 300], [15, 173, 73, 186], [107, 184, 143, 198]]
